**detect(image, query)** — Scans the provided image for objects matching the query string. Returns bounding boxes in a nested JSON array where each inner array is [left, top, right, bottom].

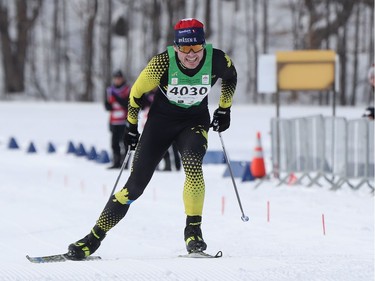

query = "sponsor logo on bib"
[[202, 75, 209, 85], [171, 78, 178, 85]]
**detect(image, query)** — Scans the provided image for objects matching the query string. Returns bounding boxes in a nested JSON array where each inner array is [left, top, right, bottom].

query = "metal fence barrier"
[[271, 115, 374, 192]]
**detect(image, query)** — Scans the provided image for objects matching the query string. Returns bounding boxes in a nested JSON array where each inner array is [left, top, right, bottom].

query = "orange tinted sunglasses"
[[176, 44, 205, 54]]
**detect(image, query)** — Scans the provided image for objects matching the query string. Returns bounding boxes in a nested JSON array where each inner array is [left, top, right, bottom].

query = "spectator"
[[362, 106, 374, 120], [363, 65, 374, 121], [104, 70, 131, 169]]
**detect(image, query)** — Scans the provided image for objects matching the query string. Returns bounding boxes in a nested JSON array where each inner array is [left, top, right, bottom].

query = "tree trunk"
[[304, 0, 354, 49], [244, 0, 252, 101], [125, 1, 134, 80], [81, 0, 98, 102], [350, 2, 360, 106], [101, 0, 112, 89], [252, 0, 259, 103], [0, 0, 43, 94], [338, 24, 348, 106], [151, 0, 161, 55], [323, 0, 331, 106], [62, 0, 72, 101], [204, 0, 212, 39], [262, 0, 268, 54], [165, 0, 185, 44], [191, 0, 198, 19], [367, 3, 374, 104], [217, 0, 222, 48], [53, 0, 61, 85], [29, 34, 48, 100], [290, 0, 303, 49]]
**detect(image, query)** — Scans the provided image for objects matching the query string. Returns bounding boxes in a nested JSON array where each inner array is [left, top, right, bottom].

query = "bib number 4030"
[[169, 86, 208, 96]]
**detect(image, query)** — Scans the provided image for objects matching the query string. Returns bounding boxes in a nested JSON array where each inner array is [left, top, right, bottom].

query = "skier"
[[104, 70, 132, 169], [362, 106, 374, 120], [68, 18, 237, 259]]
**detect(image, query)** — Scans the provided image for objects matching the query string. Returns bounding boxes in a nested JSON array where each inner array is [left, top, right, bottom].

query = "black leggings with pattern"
[[95, 109, 210, 232]]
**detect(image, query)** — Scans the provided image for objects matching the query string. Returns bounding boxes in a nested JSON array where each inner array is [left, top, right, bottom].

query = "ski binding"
[[178, 250, 223, 258]]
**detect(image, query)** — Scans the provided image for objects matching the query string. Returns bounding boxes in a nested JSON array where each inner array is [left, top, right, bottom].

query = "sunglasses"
[[176, 44, 205, 54]]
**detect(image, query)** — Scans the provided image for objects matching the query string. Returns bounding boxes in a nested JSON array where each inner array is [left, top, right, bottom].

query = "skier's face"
[[174, 45, 205, 69]]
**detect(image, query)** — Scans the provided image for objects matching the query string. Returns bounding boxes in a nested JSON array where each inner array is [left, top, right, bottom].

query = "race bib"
[[166, 44, 213, 108], [166, 83, 211, 107]]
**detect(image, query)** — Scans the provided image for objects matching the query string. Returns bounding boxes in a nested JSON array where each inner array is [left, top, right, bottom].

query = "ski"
[[26, 253, 101, 263], [27, 251, 222, 263], [178, 250, 223, 258]]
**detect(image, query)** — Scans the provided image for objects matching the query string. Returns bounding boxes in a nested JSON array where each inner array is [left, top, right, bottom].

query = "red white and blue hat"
[[174, 18, 205, 46]]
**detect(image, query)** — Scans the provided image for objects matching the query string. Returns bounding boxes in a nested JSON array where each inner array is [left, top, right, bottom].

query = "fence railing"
[[270, 115, 374, 192]]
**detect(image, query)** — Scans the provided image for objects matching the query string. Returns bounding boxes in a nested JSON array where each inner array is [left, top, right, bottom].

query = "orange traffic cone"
[[287, 172, 298, 185], [250, 132, 266, 178]]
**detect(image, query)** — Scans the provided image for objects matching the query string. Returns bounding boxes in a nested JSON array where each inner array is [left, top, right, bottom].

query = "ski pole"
[[218, 132, 249, 222], [109, 146, 132, 200]]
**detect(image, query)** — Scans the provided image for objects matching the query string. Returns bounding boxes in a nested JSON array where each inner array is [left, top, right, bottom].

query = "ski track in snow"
[[0, 255, 372, 281], [0, 102, 373, 281]]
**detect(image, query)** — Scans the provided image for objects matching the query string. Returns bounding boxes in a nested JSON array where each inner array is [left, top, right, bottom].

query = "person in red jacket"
[[104, 70, 131, 169]]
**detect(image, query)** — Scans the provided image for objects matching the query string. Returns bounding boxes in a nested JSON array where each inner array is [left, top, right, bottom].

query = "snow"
[[0, 102, 373, 281]]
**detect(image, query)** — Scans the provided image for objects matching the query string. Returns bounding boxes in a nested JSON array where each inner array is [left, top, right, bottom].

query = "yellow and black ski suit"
[[95, 46, 237, 233]]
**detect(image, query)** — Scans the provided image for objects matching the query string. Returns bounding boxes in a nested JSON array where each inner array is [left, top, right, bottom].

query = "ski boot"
[[107, 154, 122, 169], [184, 216, 207, 253], [67, 226, 106, 260]]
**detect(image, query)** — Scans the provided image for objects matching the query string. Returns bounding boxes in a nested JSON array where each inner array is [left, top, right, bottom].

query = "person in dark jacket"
[[362, 106, 374, 120], [104, 70, 131, 169]]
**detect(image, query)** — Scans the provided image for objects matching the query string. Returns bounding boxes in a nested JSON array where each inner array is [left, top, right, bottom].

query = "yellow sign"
[[276, 50, 336, 91]]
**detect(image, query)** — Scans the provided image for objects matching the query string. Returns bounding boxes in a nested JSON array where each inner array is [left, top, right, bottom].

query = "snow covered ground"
[[0, 102, 373, 281]]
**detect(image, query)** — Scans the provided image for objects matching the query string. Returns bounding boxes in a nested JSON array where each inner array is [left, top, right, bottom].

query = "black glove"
[[210, 107, 231, 132], [104, 99, 112, 111], [124, 123, 140, 150]]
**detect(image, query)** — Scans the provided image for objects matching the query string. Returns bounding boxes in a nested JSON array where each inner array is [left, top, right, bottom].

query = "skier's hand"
[[124, 123, 140, 150], [210, 107, 231, 132], [104, 100, 112, 111]]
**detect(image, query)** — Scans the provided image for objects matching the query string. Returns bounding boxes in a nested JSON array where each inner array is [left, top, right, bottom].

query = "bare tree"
[[151, 0, 162, 55], [62, 1, 73, 101], [365, 0, 374, 104], [262, 0, 269, 54], [0, 0, 43, 94], [28, 29, 48, 100], [53, 0, 62, 85], [289, 0, 304, 49], [244, 0, 252, 101], [100, 0, 113, 90], [217, 0, 222, 48], [81, 0, 98, 101], [252, 0, 259, 103], [337, 22, 348, 106], [191, 0, 198, 19], [165, 0, 186, 45], [204, 0, 212, 39], [0, 0, 372, 105], [141, 0, 161, 58], [350, 2, 361, 106], [124, 0, 134, 80], [304, 0, 355, 49]]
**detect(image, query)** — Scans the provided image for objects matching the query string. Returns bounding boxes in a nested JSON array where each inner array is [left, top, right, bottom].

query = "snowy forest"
[[0, 0, 374, 106]]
